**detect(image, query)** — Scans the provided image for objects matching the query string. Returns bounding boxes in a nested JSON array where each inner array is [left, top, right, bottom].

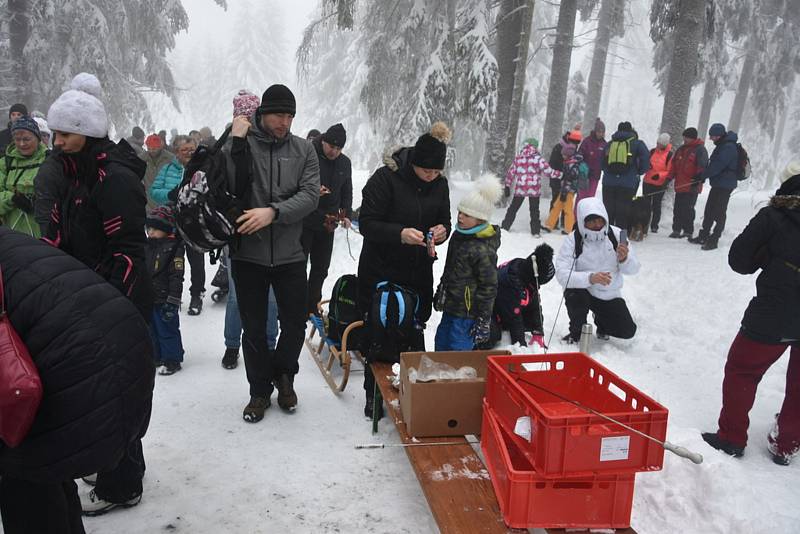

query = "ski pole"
[[355, 439, 479, 450], [514, 374, 703, 465]]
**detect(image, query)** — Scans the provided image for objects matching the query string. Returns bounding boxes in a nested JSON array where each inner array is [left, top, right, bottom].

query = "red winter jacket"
[[669, 139, 709, 194], [643, 144, 673, 186]]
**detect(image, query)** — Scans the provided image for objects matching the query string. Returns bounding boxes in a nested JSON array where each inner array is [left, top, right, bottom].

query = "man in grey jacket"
[[227, 84, 320, 422]]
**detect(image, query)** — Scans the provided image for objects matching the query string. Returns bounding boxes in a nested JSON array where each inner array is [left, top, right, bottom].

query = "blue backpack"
[[367, 281, 419, 362]]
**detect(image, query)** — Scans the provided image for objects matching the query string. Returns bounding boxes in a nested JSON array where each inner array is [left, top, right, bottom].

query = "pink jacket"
[[505, 144, 561, 198]]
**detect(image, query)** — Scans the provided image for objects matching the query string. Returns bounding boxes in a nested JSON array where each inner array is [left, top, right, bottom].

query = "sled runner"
[[304, 299, 364, 394]]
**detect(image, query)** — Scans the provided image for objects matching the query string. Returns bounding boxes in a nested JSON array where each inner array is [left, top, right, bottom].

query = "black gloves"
[[11, 192, 33, 214], [504, 186, 511, 198], [471, 316, 492, 345], [160, 303, 179, 322]]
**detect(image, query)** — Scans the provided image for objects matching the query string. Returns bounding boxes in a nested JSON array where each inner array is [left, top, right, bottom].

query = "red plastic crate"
[[481, 403, 634, 529], [485, 352, 668, 478]]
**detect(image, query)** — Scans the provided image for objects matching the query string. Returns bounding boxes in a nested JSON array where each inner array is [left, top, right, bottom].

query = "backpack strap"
[[573, 227, 618, 259]]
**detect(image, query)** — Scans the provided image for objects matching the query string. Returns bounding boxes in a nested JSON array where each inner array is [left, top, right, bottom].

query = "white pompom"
[[70, 72, 103, 99], [475, 173, 503, 204]]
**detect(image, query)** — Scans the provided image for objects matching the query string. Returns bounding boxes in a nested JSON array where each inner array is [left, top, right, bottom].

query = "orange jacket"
[[643, 145, 673, 186]]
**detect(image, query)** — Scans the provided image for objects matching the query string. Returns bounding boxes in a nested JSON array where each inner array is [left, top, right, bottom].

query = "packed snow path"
[[80, 173, 797, 534]]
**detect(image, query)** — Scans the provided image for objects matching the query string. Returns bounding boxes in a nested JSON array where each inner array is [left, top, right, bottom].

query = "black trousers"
[[232, 259, 307, 397], [502, 196, 541, 233], [602, 185, 637, 229], [642, 182, 666, 230], [0, 477, 85, 534], [186, 248, 206, 297], [700, 187, 733, 239], [95, 438, 146, 503], [672, 192, 699, 235], [564, 289, 636, 340], [301, 227, 335, 315]]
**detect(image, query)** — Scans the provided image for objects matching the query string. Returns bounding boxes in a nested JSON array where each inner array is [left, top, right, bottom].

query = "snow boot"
[[159, 362, 181, 375], [222, 348, 239, 369], [274, 374, 298, 411], [81, 489, 142, 517], [561, 333, 579, 345], [688, 233, 708, 245], [242, 396, 270, 423], [650, 225, 658, 234], [701, 237, 719, 251], [596, 330, 610, 341], [767, 414, 797, 466], [701, 432, 744, 458], [188, 294, 203, 316], [668, 231, 682, 238]]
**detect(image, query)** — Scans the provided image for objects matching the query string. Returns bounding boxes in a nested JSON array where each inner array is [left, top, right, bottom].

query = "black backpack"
[[327, 274, 361, 344], [174, 127, 242, 258], [573, 227, 618, 258], [366, 281, 420, 362], [735, 143, 751, 180]]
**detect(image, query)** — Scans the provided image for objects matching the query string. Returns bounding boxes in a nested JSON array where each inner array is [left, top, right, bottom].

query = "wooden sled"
[[305, 300, 365, 394]]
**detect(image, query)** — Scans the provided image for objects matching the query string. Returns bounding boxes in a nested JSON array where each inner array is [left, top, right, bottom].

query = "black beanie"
[[412, 134, 447, 169], [321, 123, 346, 148], [682, 127, 698, 139], [259, 84, 296, 116], [618, 121, 633, 132], [9, 103, 28, 118]]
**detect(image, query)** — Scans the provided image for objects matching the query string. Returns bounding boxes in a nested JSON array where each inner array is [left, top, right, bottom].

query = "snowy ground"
[[81, 172, 797, 534]]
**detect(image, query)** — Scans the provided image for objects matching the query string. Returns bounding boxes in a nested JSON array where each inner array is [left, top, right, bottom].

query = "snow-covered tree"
[[563, 71, 587, 133], [541, 0, 579, 153]]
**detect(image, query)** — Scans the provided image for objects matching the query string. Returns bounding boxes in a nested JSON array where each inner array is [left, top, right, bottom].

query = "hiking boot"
[[596, 330, 610, 341], [680, 231, 693, 239], [701, 237, 718, 251], [81, 489, 142, 517], [541, 226, 552, 233], [188, 294, 203, 316], [222, 348, 239, 369], [242, 396, 270, 423], [159, 362, 182, 375], [274, 374, 298, 411], [364, 396, 384, 419], [81, 474, 97, 486], [688, 234, 707, 245], [668, 231, 682, 238], [701, 432, 744, 458], [767, 414, 796, 466], [561, 333, 579, 344]]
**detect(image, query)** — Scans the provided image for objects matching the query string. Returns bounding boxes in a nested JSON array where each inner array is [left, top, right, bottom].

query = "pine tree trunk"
[[483, 0, 524, 177], [503, 0, 536, 166], [7, 0, 31, 106], [600, 38, 619, 119], [542, 0, 578, 154], [728, 44, 757, 133], [697, 78, 716, 138], [582, 0, 622, 136], [658, 0, 705, 146], [772, 79, 793, 162]]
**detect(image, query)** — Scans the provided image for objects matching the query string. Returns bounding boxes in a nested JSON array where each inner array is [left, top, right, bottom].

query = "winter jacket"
[[602, 131, 650, 190], [357, 147, 452, 324], [150, 158, 184, 206], [560, 153, 587, 197], [548, 135, 577, 174], [504, 143, 560, 197], [643, 144, 673, 186], [578, 134, 607, 183], [0, 143, 47, 237], [702, 131, 739, 191], [555, 197, 640, 300], [43, 138, 154, 318], [0, 227, 154, 483], [33, 149, 66, 235], [304, 138, 353, 230], [436, 224, 500, 321], [146, 236, 185, 306], [226, 119, 320, 267], [139, 149, 174, 210], [493, 248, 556, 346], [669, 139, 708, 194], [728, 187, 800, 344]]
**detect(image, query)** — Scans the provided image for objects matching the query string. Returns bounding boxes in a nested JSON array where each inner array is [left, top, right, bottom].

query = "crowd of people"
[[0, 70, 798, 534]]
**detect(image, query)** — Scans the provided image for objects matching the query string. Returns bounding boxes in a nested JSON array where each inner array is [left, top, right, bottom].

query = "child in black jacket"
[[145, 206, 185, 375]]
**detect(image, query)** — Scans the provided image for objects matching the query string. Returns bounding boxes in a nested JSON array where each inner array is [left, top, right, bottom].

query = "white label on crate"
[[514, 416, 532, 442], [600, 436, 630, 462]]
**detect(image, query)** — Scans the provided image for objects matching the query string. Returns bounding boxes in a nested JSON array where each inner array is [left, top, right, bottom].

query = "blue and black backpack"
[[367, 281, 420, 362]]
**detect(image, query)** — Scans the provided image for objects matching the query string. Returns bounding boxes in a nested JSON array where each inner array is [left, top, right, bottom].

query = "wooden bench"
[[370, 361, 638, 534]]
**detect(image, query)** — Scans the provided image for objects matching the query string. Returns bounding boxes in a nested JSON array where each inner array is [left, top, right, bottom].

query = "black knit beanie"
[[321, 123, 347, 148], [682, 127, 698, 139], [259, 84, 296, 116], [618, 121, 633, 132], [9, 103, 28, 118]]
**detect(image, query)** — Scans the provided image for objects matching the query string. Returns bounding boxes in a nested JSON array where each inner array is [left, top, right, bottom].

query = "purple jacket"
[[578, 134, 607, 182]]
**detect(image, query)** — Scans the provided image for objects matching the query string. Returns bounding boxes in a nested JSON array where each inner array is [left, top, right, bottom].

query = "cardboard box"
[[399, 350, 511, 438]]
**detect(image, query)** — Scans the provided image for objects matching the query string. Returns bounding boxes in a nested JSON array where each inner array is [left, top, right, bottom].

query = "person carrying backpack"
[[642, 133, 673, 234], [667, 127, 709, 238], [689, 123, 741, 251], [576, 118, 607, 204], [555, 197, 640, 343], [543, 144, 586, 234], [601, 121, 650, 229]]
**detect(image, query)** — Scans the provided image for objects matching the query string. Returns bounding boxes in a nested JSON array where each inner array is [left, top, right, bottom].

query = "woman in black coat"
[[0, 228, 154, 533], [358, 122, 452, 417], [702, 164, 800, 465]]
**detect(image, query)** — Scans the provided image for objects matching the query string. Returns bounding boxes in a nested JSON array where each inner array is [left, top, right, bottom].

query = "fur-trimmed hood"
[[770, 195, 800, 210]]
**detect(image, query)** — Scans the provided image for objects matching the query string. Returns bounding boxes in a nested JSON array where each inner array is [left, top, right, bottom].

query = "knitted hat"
[[594, 118, 606, 134], [306, 129, 321, 141], [259, 84, 296, 116], [412, 121, 451, 170], [9, 103, 27, 118], [618, 121, 633, 132], [10, 116, 41, 141], [657, 133, 671, 146], [33, 117, 51, 138], [708, 123, 726, 137], [47, 73, 108, 138], [457, 174, 502, 222], [131, 126, 145, 141], [567, 130, 583, 142], [523, 137, 539, 149], [321, 123, 347, 148], [682, 127, 698, 139], [233, 89, 260, 119], [145, 134, 163, 150], [561, 143, 576, 157], [518, 243, 555, 286], [146, 206, 175, 234], [780, 161, 800, 183]]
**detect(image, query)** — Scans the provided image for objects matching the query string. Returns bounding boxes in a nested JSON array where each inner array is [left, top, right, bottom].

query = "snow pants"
[[642, 182, 667, 231], [435, 313, 476, 351], [502, 195, 541, 234], [546, 192, 576, 232], [95, 438, 146, 503], [0, 477, 84, 534], [699, 187, 732, 239], [301, 226, 335, 315], [564, 289, 637, 341], [672, 192, 699, 235], [150, 307, 184, 363], [717, 332, 800, 455], [602, 185, 637, 229]]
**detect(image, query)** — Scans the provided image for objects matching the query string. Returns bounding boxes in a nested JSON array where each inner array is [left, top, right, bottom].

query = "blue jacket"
[[601, 131, 650, 189], [150, 158, 184, 206], [702, 131, 739, 191]]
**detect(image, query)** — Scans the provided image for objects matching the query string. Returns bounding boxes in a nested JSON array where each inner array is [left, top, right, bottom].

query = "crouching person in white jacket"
[[555, 197, 640, 343]]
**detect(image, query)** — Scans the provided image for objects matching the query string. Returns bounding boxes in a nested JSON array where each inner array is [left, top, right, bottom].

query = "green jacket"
[[0, 143, 47, 237], [436, 224, 500, 320]]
